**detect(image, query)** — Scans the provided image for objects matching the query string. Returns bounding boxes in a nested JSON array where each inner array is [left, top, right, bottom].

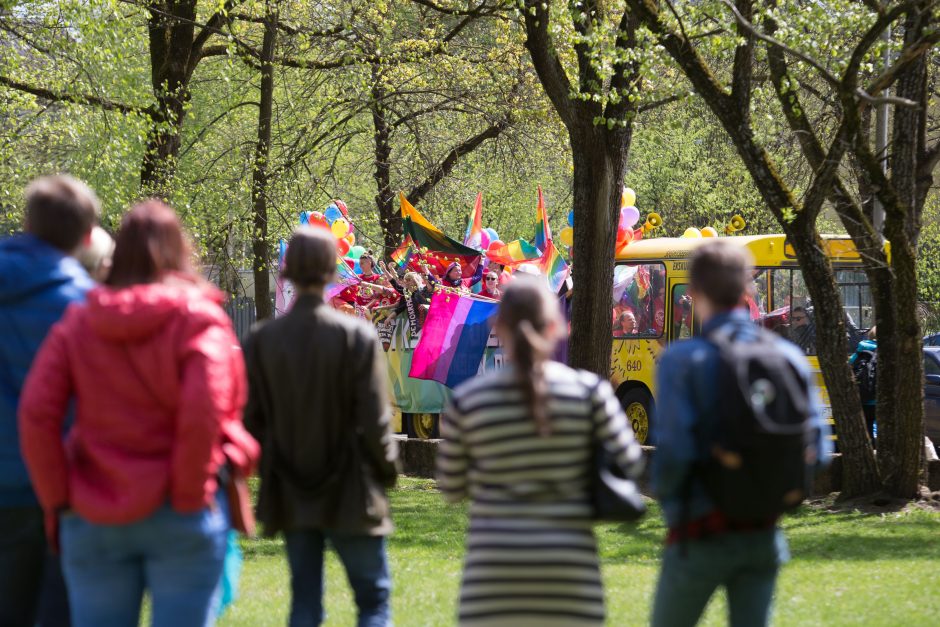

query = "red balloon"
[[336, 237, 350, 256], [487, 239, 505, 252]]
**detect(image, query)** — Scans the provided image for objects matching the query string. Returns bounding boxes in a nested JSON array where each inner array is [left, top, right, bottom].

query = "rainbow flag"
[[409, 291, 498, 388], [533, 185, 552, 251], [485, 238, 541, 267], [538, 239, 570, 294], [463, 192, 484, 250], [391, 238, 415, 269]]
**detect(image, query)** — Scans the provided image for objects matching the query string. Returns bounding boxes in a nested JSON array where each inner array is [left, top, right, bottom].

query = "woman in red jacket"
[[18, 200, 256, 627]]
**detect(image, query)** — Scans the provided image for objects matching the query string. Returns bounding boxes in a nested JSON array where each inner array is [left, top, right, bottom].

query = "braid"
[[496, 276, 564, 438]]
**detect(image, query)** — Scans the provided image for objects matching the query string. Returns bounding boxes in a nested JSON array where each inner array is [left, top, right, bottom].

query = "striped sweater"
[[438, 361, 644, 625]]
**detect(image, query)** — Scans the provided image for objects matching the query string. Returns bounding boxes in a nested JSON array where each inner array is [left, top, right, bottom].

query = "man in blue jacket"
[[650, 240, 832, 627], [0, 175, 98, 626]]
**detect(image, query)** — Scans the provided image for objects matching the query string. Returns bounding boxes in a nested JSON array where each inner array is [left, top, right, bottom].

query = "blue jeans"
[[651, 528, 789, 627], [60, 501, 228, 627], [284, 530, 391, 627]]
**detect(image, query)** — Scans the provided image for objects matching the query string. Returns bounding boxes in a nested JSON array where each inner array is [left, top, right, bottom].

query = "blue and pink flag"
[[409, 291, 498, 388]]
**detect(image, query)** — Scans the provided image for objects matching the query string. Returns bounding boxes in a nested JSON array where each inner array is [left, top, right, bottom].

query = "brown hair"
[[496, 275, 563, 437], [281, 226, 336, 288], [24, 175, 100, 252], [689, 240, 754, 309], [106, 200, 195, 287]]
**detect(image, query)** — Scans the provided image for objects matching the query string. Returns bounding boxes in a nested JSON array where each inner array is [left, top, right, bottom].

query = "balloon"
[[567, 210, 575, 227], [616, 228, 634, 252], [487, 239, 505, 253], [348, 245, 366, 259], [336, 237, 350, 256], [480, 230, 490, 250], [331, 218, 349, 239], [681, 227, 702, 239], [623, 187, 637, 208], [324, 205, 342, 224], [560, 226, 574, 247], [308, 211, 327, 227], [701, 226, 718, 238], [300, 211, 311, 225], [484, 227, 499, 242], [620, 205, 640, 230], [344, 234, 355, 245], [353, 262, 362, 274]]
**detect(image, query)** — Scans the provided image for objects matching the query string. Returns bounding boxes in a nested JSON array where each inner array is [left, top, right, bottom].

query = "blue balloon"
[[324, 205, 342, 224], [353, 261, 362, 275], [568, 211, 574, 227], [484, 227, 499, 242], [299, 211, 310, 225]]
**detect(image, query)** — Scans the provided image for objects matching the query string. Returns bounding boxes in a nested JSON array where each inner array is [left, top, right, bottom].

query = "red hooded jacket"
[[18, 280, 254, 525]]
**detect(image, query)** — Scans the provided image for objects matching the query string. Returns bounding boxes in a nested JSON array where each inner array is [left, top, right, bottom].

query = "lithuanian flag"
[[399, 194, 481, 276]]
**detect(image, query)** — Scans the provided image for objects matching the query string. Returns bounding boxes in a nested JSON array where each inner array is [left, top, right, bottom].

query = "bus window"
[[836, 270, 874, 330], [672, 284, 694, 339], [751, 269, 769, 317], [612, 262, 666, 338]]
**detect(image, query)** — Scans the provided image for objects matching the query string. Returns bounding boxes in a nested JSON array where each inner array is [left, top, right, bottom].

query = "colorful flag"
[[538, 239, 571, 294], [409, 291, 498, 388], [463, 192, 484, 250], [274, 239, 292, 316], [391, 238, 416, 269], [400, 193, 481, 276], [485, 238, 542, 267], [325, 256, 361, 300], [533, 185, 552, 252]]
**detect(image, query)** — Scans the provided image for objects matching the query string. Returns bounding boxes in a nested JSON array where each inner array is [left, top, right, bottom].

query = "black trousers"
[[0, 506, 70, 627]]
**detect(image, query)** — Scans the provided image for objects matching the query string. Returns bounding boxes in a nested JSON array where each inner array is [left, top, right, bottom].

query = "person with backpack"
[[850, 326, 878, 444], [650, 240, 831, 627]]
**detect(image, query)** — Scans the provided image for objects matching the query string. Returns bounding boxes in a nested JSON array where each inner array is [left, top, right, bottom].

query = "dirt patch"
[[804, 491, 940, 514]]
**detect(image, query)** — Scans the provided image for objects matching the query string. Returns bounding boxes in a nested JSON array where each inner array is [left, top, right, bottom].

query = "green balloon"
[[348, 245, 366, 259]]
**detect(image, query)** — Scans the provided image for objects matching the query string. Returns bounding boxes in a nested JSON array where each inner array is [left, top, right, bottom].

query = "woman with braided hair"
[[437, 275, 644, 626]]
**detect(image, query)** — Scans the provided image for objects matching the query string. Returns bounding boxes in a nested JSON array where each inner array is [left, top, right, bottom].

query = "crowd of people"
[[2, 175, 830, 627]]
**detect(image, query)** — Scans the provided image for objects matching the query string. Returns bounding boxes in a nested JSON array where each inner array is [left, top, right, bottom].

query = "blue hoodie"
[[0, 234, 93, 506]]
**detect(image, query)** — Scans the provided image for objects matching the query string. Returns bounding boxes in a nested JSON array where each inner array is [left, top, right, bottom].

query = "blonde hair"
[[75, 226, 115, 277]]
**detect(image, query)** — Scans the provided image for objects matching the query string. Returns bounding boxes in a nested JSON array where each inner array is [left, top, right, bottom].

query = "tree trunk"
[[568, 124, 631, 376], [142, 1, 198, 195], [371, 66, 399, 259], [250, 4, 277, 321]]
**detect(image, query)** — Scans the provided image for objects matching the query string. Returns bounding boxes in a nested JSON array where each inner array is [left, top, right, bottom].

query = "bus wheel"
[[619, 389, 654, 445], [406, 413, 440, 440]]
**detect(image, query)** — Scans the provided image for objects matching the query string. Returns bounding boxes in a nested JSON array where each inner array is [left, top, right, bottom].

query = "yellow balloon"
[[331, 218, 349, 239], [681, 227, 702, 239], [701, 226, 718, 238], [560, 227, 574, 247], [623, 187, 637, 208]]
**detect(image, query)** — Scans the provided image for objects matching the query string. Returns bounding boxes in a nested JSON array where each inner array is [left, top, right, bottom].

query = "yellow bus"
[[610, 233, 872, 444]]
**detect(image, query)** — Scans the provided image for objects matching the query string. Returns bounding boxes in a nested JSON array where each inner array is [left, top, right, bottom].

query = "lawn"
[[220, 478, 940, 626]]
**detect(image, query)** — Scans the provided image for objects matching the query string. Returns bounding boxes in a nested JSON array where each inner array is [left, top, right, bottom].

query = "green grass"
[[220, 478, 940, 626]]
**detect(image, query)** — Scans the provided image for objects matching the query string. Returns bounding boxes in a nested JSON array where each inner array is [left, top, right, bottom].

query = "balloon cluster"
[[483, 227, 505, 257], [615, 188, 645, 255], [302, 201, 365, 259]]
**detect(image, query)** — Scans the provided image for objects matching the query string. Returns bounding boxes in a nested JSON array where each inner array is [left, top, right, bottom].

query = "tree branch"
[[522, 0, 576, 127], [0, 75, 147, 115], [408, 115, 511, 205]]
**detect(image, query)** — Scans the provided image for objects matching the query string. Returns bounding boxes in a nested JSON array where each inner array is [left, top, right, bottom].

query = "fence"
[[224, 296, 257, 342]]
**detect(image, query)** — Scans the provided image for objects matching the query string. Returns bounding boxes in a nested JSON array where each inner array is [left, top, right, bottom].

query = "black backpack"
[[697, 326, 816, 522], [852, 349, 877, 403]]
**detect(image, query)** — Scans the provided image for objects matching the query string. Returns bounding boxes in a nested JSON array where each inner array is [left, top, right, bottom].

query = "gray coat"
[[244, 292, 399, 536]]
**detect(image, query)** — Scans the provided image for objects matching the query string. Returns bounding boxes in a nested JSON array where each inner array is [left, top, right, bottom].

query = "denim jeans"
[[284, 530, 391, 627], [651, 528, 789, 627], [60, 500, 228, 627]]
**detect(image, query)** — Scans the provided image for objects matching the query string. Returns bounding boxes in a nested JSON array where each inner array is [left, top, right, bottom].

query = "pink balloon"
[[620, 205, 640, 230], [480, 230, 490, 249]]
